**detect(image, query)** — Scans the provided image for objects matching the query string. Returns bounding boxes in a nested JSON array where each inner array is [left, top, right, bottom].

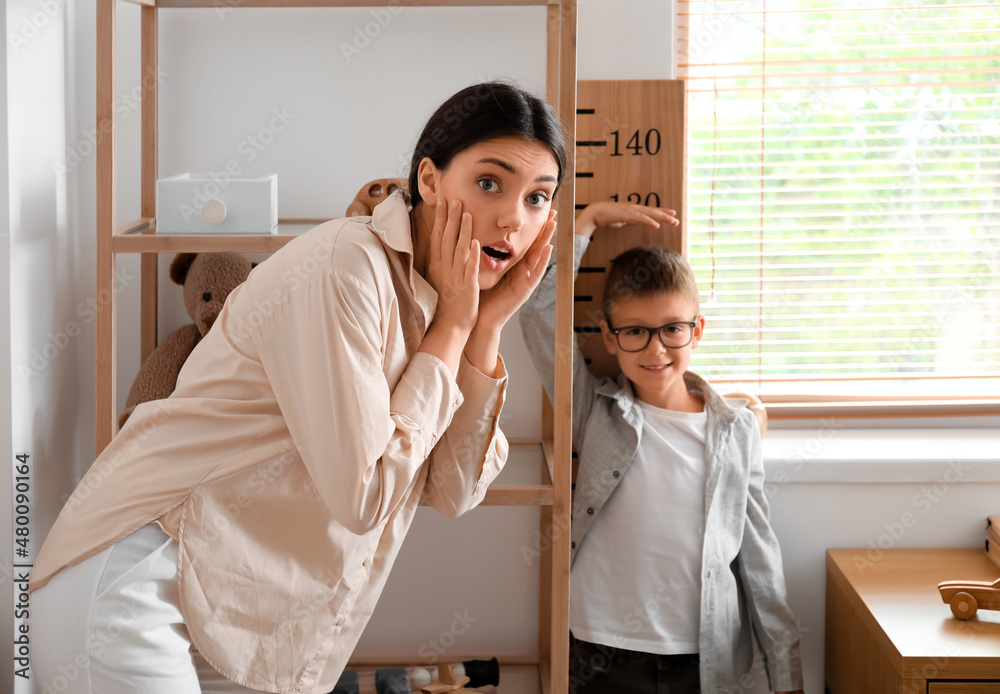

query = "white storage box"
[[156, 173, 278, 234]]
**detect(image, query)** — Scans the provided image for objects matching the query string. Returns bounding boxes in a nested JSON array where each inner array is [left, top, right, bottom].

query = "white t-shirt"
[[570, 401, 708, 654]]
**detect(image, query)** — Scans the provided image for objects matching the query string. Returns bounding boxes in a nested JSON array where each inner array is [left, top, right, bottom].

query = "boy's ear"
[[415, 157, 441, 207], [600, 318, 619, 356], [691, 314, 706, 350]]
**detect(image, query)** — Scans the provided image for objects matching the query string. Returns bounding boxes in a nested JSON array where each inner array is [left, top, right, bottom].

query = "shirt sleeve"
[[518, 234, 601, 451], [735, 413, 805, 692], [254, 235, 464, 536], [420, 354, 510, 517]]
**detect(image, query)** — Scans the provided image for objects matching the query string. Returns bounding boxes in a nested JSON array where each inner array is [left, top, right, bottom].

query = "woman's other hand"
[[575, 201, 679, 240], [476, 208, 556, 335], [461, 208, 555, 379]]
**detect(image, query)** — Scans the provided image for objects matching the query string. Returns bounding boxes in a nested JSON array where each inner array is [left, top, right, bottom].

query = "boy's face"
[[600, 291, 705, 410]]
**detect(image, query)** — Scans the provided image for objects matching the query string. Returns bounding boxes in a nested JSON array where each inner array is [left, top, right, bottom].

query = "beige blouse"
[[29, 190, 509, 694]]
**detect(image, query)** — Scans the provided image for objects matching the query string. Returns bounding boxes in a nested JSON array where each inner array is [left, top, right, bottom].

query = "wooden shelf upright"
[[95, 1, 577, 692]]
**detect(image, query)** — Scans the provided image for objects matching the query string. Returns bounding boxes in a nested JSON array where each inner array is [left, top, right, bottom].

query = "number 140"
[[610, 129, 661, 156]]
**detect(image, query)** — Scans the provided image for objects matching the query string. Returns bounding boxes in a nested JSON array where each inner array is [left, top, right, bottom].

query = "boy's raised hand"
[[575, 200, 679, 240]]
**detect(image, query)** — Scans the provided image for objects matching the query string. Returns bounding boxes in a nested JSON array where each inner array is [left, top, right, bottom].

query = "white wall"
[[5, 0, 74, 689], [0, 0, 13, 688], [8, 1, 999, 693]]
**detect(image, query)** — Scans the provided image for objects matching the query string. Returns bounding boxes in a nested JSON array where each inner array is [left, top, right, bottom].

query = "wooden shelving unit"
[[96, 1, 576, 692]]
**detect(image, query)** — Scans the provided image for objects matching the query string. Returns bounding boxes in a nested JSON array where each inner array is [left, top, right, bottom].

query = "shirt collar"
[[595, 369, 743, 423], [368, 188, 438, 323], [369, 188, 416, 256], [683, 371, 744, 422]]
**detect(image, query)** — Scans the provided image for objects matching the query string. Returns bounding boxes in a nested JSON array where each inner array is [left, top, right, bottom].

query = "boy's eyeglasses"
[[606, 319, 699, 352]]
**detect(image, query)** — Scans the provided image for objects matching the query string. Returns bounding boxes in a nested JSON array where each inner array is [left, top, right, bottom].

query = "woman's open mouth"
[[481, 243, 513, 271]]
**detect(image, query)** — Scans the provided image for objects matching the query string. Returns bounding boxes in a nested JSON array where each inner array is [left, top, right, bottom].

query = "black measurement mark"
[[575, 204, 588, 210], [576, 108, 595, 115], [575, 172, 594, 178], [574, 295, 593, 302], [576, 140, 607, 147], [574, 326, 601, 333], [577, 266, 605, 274]]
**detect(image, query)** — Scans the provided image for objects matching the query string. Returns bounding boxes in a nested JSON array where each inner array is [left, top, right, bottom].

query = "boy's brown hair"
[[602, 245, 701, 318]]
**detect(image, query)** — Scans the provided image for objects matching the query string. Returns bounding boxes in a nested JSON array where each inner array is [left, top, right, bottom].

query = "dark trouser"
[[569, 634, 701, 694]]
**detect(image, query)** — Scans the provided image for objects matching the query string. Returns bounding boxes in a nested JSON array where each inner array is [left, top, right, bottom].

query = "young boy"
[[519, 202, 804, 693]]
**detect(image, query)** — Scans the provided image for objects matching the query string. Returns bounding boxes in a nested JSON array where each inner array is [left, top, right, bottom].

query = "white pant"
[[31, 523, 262, 693]]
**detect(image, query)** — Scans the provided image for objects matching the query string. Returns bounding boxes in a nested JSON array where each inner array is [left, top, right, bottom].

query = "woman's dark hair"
[[407, 81, 569, 208]]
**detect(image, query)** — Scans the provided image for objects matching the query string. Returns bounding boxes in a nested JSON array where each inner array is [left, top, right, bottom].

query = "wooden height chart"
[[573, 80, 688, 379]]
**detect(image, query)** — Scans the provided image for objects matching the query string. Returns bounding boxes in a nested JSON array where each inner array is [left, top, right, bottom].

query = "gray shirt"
[[519, 234, 804, 692]]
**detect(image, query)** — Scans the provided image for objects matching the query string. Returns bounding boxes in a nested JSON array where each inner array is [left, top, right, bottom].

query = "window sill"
[[762, 428, 1000, 484], [764, 399, 1000, 420]]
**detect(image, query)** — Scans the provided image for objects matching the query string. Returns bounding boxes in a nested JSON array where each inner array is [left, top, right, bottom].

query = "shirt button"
[[587, 507, 594, 515], [706, 570, 713, 578], [612, 470, 620, 478], [336, 616, 346, 627], [363, 556, 371, 567]]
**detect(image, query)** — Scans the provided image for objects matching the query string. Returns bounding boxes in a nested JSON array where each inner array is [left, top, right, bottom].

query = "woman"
[[29, 81, 567, 694]]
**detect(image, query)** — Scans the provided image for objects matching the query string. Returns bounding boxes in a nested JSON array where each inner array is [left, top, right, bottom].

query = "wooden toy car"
[[420, 663, 476, 693], [938, 578, 1000, 619]]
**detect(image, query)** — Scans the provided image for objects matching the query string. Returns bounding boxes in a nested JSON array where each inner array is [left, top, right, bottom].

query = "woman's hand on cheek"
[[476, 209, 557, 335], [426, 199, 480, 334]]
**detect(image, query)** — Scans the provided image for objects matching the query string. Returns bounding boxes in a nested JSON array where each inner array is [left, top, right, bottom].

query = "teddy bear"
[[118, 252, 255, 429], [345, 177, 408, 216]]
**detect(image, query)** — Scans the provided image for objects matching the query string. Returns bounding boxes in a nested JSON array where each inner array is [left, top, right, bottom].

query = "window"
[[676, 0, 1000, 414]]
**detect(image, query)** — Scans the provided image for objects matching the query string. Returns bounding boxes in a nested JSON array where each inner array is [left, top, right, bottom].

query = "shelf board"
[[415, 439, 552, 507], [113, 218, 326, 253], [154, 0, 551, 7], [482, 485, 553, 506], [417, 484, 553, 508]]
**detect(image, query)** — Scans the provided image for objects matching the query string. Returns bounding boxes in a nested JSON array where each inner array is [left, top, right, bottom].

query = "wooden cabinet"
[[928, 684, 1000, 694], [826, 548, 1000, 694]]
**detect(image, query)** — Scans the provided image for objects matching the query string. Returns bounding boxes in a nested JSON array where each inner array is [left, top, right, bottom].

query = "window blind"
[[676, 0, 1000, 404]]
